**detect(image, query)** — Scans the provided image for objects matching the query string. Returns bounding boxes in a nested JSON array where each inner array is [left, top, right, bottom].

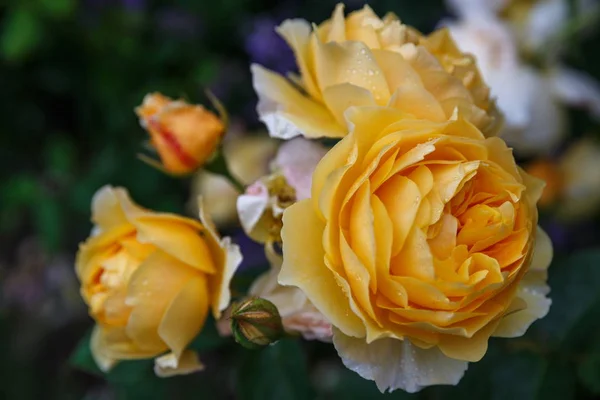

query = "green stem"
[[205, 148, 245, 193]]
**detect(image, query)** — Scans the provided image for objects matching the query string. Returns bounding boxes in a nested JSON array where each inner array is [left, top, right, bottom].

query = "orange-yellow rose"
[[279, 107, 552, 392], [76, 186, 241, 377], [252, 4, 502, 140], [136, 93, 225, 175]]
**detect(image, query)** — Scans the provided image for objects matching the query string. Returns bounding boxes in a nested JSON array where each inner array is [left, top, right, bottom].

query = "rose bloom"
[[279, 107, 552, 392], [76, 186, 241, 376], [136, 93, 225, 175], [252, 3, 502, 141]]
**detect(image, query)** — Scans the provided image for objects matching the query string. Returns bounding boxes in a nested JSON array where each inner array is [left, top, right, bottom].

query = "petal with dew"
[[251, 64, 344, 139], [280, 200, 365, 337], [333, 329, 468, 393], [158, 274, 210, 360]]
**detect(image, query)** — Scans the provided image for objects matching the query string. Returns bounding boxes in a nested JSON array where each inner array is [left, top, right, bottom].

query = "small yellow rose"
[[252, 4, 502, 140], [136, 93, 225, 175], [279, 107, 552, 392], [76, 186, 241, 376]]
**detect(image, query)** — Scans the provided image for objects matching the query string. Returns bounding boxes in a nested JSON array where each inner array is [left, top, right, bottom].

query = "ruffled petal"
[[251, 64, 344, 139], [125, 251, 199, 352], [91, 186, 133, 231], [493, 227, 552, 338], [333, 329, 468, 393], [157, 273, 209, 360], [90, 325, 118, 372], [198, 198, 243, 318], [280, 200, 366, 337]]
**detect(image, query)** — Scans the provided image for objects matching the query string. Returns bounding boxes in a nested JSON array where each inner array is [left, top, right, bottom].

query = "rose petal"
[[125, 251, 199, 352], [154, 350, 204, 378], [197, 198, 243, 318], [251, 64, 344, 139], [158, 274, 210, 359], [280, 200, 366, 337], [333, 329, 468, 393]]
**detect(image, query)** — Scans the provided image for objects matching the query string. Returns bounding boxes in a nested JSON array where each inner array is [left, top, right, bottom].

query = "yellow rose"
[[252, 4, 502, 140], [136, 93, 225, 175], [76, 186, 241, 377], [279, 107, 552, 392]]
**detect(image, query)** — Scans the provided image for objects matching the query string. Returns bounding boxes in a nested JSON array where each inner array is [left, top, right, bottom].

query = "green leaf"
[[538, 356, 577, 400], [491, 351, 546, 400], [34, 196, 63, 252], [38, 0, 76, 19], [237, 338, 314, 400], [578, 338, 600, 395], [189, 317, 229, 353], [69, 328, 103, 377], [1, 7, 43, 62], [533, 250, 600, 350], [319, 363, 415, 400], [3, 174, 40, 207], [44, 136, 76, 179]]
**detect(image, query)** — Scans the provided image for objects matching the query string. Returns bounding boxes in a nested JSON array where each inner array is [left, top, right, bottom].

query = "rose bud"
[[230, 297, 284, 350], [135, 92, 225, 175]]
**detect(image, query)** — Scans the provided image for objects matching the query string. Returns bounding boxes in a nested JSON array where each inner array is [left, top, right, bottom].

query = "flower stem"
[[205, 148, 245, 193]]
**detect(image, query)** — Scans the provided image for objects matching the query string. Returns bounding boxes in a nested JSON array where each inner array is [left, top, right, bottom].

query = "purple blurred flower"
[[122, 0, 146, 12], [244, 15, 296, 75], [84, 0, 145, 11], [208, 60, 247, 101], [234, 230, 268, 271], [542, 219, 568, 252]]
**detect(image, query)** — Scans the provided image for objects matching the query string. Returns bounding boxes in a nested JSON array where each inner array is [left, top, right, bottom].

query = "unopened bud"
[[230, 297, 284, 350], [135, 92, 225, 176]]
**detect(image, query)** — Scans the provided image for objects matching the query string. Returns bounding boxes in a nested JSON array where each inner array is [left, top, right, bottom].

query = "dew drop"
[[367, 69, 375, 76]]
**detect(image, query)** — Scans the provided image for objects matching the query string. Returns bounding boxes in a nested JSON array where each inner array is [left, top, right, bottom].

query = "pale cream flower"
[[557, 138, 600, 220], [445, 14, 600, 155], [236, 138, 328, 243], [189, 134, 278, 226]]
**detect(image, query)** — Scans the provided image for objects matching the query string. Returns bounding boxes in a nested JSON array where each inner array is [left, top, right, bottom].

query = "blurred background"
[[1, 0, 600, 399]]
